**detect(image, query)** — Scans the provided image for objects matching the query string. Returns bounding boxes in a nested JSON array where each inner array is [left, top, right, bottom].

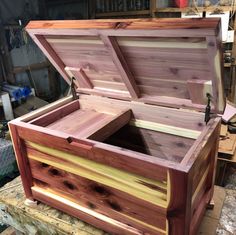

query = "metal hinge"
[[70, 77, 79, 100], [205, 93, 211, 125]]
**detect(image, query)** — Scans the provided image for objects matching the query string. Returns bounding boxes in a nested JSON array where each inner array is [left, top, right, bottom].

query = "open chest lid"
[[26, 18, 225, 113]]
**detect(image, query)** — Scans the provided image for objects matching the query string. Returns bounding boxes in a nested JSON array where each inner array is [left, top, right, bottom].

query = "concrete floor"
[[216, 168, 236, 235]]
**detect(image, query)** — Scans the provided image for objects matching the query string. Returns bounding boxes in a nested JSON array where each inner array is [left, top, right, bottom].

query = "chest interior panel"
[[26, 97, 203, 165]]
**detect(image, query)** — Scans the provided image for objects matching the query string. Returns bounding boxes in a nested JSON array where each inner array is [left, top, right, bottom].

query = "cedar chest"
[[9, 18, 225, 235]]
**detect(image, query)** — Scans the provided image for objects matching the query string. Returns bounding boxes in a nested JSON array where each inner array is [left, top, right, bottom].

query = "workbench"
[[0, 177, 226, 235], [216, 124, 236, 186]]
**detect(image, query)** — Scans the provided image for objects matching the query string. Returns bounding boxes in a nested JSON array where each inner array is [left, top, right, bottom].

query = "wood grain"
[[92, 80, 127, 91], [27, 34, 71, 85], [100, 35, 139, 99], [26, 18, 220, 32], [206, 36, 225, 113], [180, 118, 221, 167], [130, 119, 200, 139], [29, 159, 167, 232], [167, 169, 191, 235], [28, 100, 80, 127], [40, 106, 131, 141], [105, 125, 194, 163], [26, 142, 168, 208], [190, 187, 213, 235], [78, 94, 205, 131], [25, 18, 224, 112], [87, 109, 132, 141], [32, 186, 144, 235], [14, 96, 73, 122], [187, 80, 212, 105], [8, 124, 33, 200], [15, 121, 171, 183], [65, 67, 94, 89]]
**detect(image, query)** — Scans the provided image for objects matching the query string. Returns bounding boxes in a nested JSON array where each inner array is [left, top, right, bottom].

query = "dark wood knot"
[[169, 68, 179, 75], [91, 185, 110, 197], [63, 181, 77, 190], [43, 23, 53, 27], [87, 202, 96, 209], [106, 199, 122, 212], [49, 168, 60, 176], [41, 163, 49, 168], [114, 22, 131, 29]]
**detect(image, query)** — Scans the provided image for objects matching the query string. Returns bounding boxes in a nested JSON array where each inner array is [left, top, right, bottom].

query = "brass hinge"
[[70, 77, 79, 100]]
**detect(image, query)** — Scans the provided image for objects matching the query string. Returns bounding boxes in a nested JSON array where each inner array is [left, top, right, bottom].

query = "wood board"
[[219, 133, 236, 155]]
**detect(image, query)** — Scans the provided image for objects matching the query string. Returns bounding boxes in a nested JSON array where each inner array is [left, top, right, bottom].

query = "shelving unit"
[[0, 88, 36, 121], [93, 1, 234, 18], [96, 9, 150, 17], [156, 5, 234, 13], [93, 0, 156, 18]]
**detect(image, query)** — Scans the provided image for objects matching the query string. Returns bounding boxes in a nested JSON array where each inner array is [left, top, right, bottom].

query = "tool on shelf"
[[1, 83, 31, 100]]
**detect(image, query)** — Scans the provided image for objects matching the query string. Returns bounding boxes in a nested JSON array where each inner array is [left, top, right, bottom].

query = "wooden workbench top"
[[0, 177, 225, 235], [0, 177, 108, 235]]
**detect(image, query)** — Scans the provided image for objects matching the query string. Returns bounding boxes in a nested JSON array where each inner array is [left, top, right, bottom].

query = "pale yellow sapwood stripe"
[[46, 38, 104, 45], [46, 38, 207, 49], [31, 186, 142, 234], [118, 38, 207, 49], [32, 186, 167, 234], [130, 119, 200, 139], [27, 142, 168, 208], [167, 171, 171, 207]]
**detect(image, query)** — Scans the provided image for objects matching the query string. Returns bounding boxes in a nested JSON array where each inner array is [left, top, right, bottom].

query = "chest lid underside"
[[26, 18, 225, 113]]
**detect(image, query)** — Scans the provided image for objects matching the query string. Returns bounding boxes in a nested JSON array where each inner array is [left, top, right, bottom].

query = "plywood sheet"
[[219, 133, 236, 155]]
